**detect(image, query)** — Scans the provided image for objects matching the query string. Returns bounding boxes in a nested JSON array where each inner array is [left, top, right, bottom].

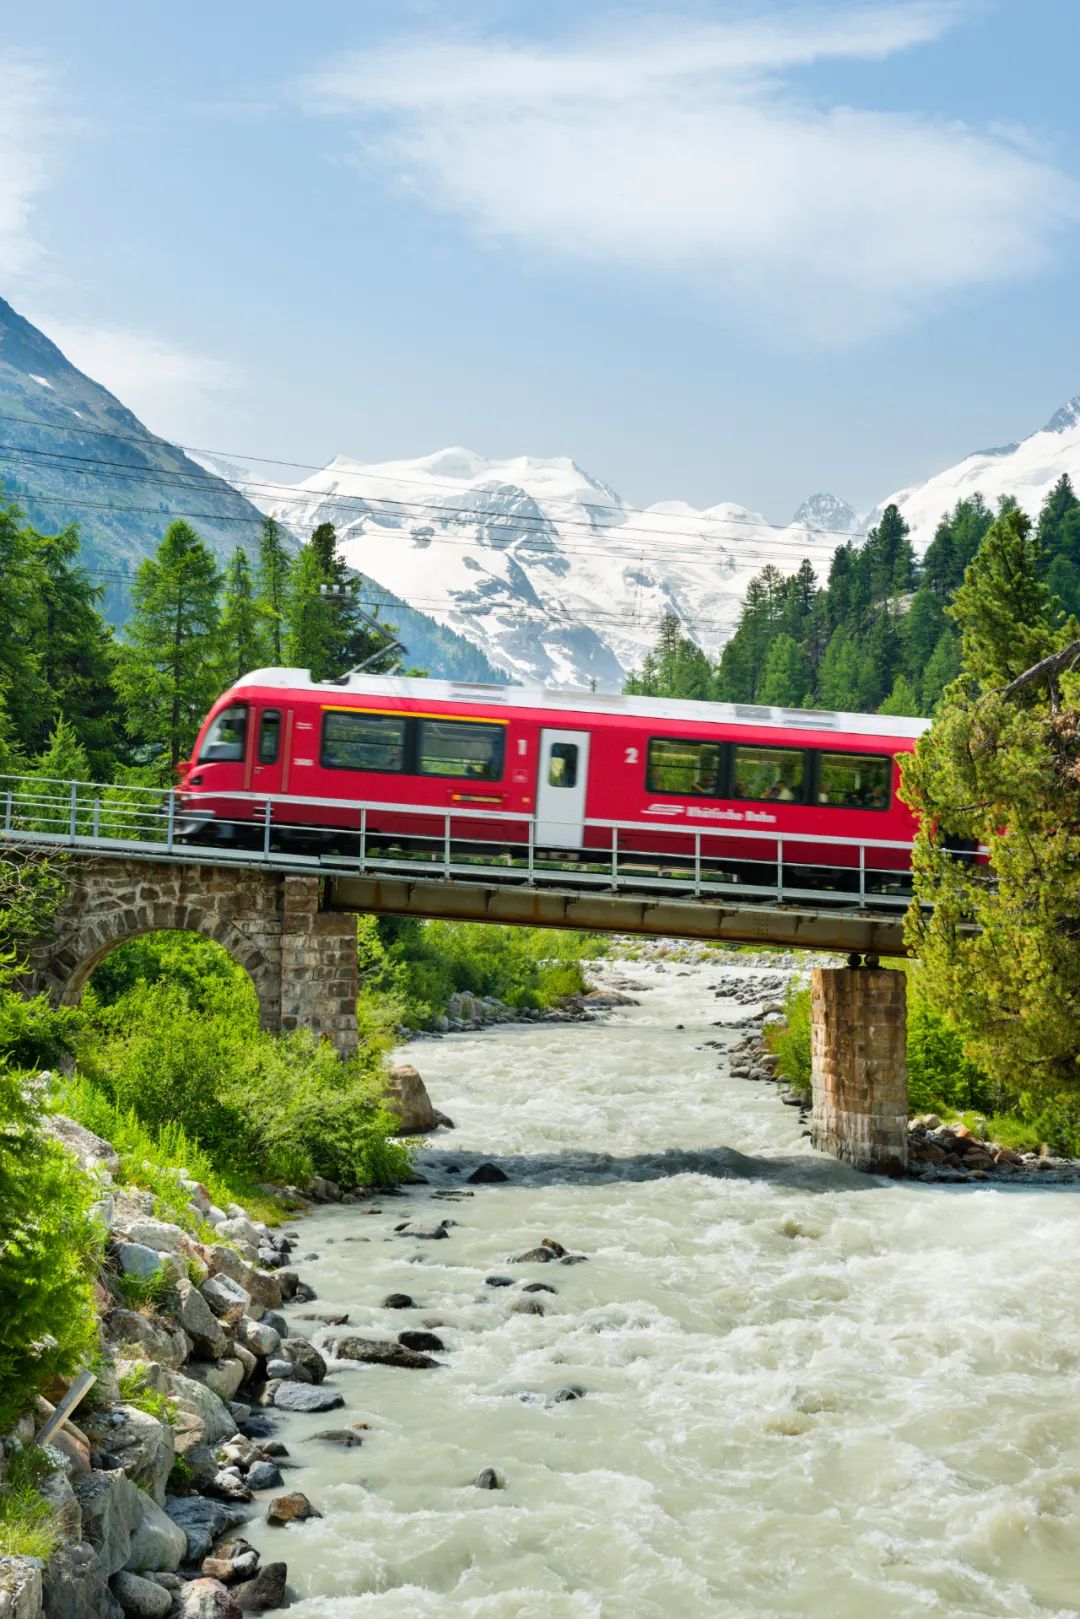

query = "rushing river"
[[245, 956, 1080, 1618]]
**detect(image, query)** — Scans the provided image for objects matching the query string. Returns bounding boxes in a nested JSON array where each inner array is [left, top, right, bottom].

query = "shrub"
[[118, 1366, 177, 1426], [0, 1067, 103, 1431], [765, 979, 812, 1100], [112, 1265, 170, 1311]]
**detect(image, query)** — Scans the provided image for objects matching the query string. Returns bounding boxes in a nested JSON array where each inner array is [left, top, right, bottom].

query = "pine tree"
[[286, 523, 399, 681], [900, 588, 948, 685], [30, 524, 121, 775], [256, 517, 292, 663], [758, 634, 809, 706], [815, 627, 863, 711], [948, 507, 1062, 687], [920, 630, 961, 712], [113, 521, 222, 773], [0, 495, 48, 753], [879, 673, 920, 716], [217, 547, 266, 684]]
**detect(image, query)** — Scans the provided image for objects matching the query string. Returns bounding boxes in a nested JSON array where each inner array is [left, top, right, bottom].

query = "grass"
[[118, 1366, 177, 1427], [0, 1447, 60, 1561], [112, 1264, 171, 1311]]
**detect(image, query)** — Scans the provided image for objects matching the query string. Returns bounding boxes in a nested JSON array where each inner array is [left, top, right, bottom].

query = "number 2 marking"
[[624, 747, 639, 764]]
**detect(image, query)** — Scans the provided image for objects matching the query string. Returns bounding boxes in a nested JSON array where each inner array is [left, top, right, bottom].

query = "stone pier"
[[810, 966, 908, 1175], [24, 859, 359, 1058]]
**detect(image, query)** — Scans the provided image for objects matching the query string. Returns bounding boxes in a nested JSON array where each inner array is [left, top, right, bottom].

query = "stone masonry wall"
[[23, 858, 358, 1058], [810, 966, 908, 1175]]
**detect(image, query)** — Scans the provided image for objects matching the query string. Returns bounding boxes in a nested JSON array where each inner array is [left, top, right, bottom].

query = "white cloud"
[[0, 57, 53, 280], [28, 315, 238, 439], [303, 3, 1080, 336]]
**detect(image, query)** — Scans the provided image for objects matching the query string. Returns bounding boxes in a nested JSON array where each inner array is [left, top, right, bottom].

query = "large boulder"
[[384, 1065, 436, 1134], [114, 1244, 163, 1281], [44, 1115, 120, 1175], [280, 1339, 326, 1386], [174, 1579, 242, 1619], [109, 1572, 171, 1619], [169, 1281, 228, 1361], [234, 1563, 286, 1614], [82, 1404, 175, 1505], [36, 1470, 81, 1547], [0, 1557, 42, 1619], [267, 1383, 343, 1414], [163, 1500, 249, 1565], [164, 1370, 237, 1453], [183, 1360, 246, 1405], [41, 1542, 123, 1619], [71, 1470, 145, 1577], [234, 1319, 279, 1360], [106, 1310, 191, 1369], [117, 1220, 187, 1258], [125, 1498, 187, 1575], [199, 1277, 250, 1326]]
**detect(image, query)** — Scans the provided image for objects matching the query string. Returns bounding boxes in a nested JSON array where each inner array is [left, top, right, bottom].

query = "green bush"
[[907, 977, 995, 1115], [359, 915, 605, 1030], [75, 966, 409, 1191], [118, 1366, 177, 1426], [0, 1066, 103, 1431], [764, 979, 812, 1100]]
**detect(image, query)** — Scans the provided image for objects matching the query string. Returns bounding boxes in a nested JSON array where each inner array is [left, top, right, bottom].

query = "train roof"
[[233, 668, 932, 742]]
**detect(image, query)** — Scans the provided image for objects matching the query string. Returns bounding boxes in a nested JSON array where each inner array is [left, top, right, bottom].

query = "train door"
[[536, 729, 590, 848], [248, 705, 290, 818]]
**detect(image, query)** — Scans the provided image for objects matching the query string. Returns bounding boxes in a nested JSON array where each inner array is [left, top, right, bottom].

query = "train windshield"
[[199, 704, 247, 763]]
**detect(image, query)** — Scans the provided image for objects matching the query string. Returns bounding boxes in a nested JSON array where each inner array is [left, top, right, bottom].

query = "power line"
[[0, 441, 854, 568], [0, 405, 874, 546]]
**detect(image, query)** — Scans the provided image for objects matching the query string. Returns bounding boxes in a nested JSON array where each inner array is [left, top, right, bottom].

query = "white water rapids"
[[244, 956, 1080, 1618]]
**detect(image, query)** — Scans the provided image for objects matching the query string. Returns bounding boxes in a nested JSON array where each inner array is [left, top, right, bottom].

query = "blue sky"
[[3, 0, 1079, 518]]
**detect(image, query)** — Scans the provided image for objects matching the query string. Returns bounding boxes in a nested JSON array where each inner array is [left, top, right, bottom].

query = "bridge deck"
[[0, 776, 914, 956]]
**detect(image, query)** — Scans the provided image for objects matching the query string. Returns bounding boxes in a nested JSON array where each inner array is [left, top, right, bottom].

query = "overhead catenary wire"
[[0, 407, 875, 548], [0, 445, 857, 571]]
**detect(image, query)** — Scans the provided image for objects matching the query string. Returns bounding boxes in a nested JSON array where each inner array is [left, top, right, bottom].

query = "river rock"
[[280, 1339, 326, 1385], [522, 1282, 556, 1295], [395, 1221, 450, 1240], [266, 1493, 320, 1525], [467, 1164, 508, 1184], [313, 1429, 364, 1447], [110, 1571, 172, 1618], [185, 1359, 247, 1405], [163, 1498, 249, 1564], [511, 1298, 545, 1316], [382, 1293, 415, 1309], [45, 1114, 121, 1174], [513, 1248, 554, 1264], [0, 1557, 42, 1619], [235, 1318, 280, 1360], [244, 1462, 283, 1492], [200, 1276, 250, 1326], [119, 1219, 187, 1258], [328, 1336, 440, 1370], [552, 1385, 586, 1403], [397, 1330, 445, 1352], [115, 1243, 164, 1280], [174, 1578, 242, 1619], [268, 1383, 344, 1413], [485, 1276, 514, 1288], [82, 1403, 175, 1504], [473, 1468, 502, 1490], [202, 1542, 259, 1585], [125, 1498, 187, 1574], [384, 1064, 436, 1134], [234, 1562, 287, 1614], [41, 1541, 123, 1619], [72, 1469, 145, 1576]]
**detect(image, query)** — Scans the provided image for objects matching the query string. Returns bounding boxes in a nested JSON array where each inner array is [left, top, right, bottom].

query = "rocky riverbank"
[[0, 1114, 372, 1619], [400, 984, 638, 1041]]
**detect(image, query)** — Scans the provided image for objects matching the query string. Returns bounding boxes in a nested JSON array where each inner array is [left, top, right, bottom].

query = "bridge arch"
[[24, 859, 358, 1056]]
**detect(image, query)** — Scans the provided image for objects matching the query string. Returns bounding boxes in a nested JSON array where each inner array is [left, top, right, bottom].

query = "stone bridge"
[[24, 858, 359, 1057], [23, 855, 910, 1174]]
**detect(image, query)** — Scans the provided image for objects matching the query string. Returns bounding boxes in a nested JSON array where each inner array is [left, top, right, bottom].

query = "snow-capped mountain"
[[877, 397, 1080, 549], [237, 447, 843, 688]]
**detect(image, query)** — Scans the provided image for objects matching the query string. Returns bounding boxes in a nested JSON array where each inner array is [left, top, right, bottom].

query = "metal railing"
[[0, 773, 920, 914]]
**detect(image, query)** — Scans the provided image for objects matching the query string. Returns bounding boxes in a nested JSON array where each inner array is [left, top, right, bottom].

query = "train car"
[[177, 670, 930, 891]]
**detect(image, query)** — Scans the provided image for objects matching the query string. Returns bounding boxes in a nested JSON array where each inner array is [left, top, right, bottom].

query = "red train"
[[177, 670, 930, 891]]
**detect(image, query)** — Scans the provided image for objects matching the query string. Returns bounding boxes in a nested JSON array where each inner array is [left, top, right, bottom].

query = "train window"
[[817, 752, 891, 810], [547, 743, 578, 788], [731, 745, 805, 803], [646, 737, 722, 796], [321, 711, 406, 772], [258, 710, 281, 765], [418, 719, 504, 781], [199, 704, 247, 763]]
